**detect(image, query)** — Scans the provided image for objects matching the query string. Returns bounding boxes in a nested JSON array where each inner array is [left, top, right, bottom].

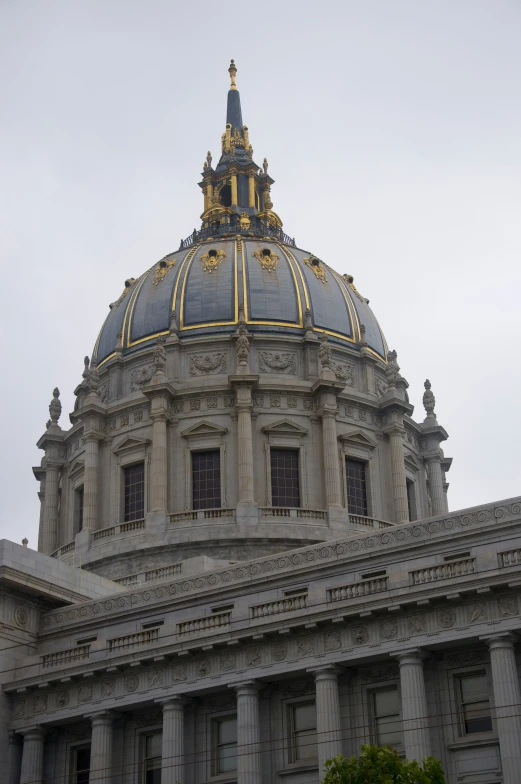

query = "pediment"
[[112, 436, 151, 455], [404, 452, 421, 471], [338, 429, 377, 449], [261, 419, 308, 435], [68, 458, 85, 477], [180, 421, 228, 438]]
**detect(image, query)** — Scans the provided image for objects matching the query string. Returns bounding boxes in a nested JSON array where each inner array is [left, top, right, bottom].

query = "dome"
[[94, 238, 387, 367]]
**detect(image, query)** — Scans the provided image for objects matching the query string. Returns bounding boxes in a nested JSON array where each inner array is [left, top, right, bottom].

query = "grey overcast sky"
[[1, 0, 520, 544]]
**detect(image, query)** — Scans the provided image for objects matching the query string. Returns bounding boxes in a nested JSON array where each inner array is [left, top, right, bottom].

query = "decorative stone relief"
[[197, 659, 211, 677], [13, 699, 26, 719], [358, 410, 368, 422], [125, 674, 139, 693], [467, 603, 486, 624], [148, 669, 163, 688], [345, 406, 354, 418], [282, 679, 315, 697], [375, 377, 388, 397], [272, 641, 288, 662], [303, 256, 327, 283], [56, 690, 70, 708], [408, 614, 427, 634], [445, 650, 488, 668], [33, 695, 47, 714], [152, 257, 176, 285], [172, 663, 187, 682], [200, 248, 226, 273], [189, 353, 226, 376], [270, 396, 281, 407], [246, 647, 261, 666], [207, 397, 218, 409], [101, 681, 116, 698], [379, 619, 398, 640], [98, 382, 110, 403], [259, 351, 296, 375], [360, 664, 399, 683], [499, 596, 518, 617], [220, 652, 236, 672], [130, 365, 154, 391], [174, 402, 184, 414], [224, 396, 235, 407], [287, 397, 298, 408], [136, 710, 163, 727], [121, 414, 129, 427], [324, 630, 341, 651], [253, 395, 264, 407], [14, 606, 28, 627], [253, 248, 279, 272], [303, 399, 314, 411], [206, 694, 236, 712], [297, 636, 314, 657], [78, 685, 93, 703], [353, 625, 369, 645], [333, 362, 355, 386], [190, 400, 201, 411], [437, 609, 456, 629]]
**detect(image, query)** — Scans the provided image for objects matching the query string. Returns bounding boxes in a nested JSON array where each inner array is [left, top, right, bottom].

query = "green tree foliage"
[[322, 746, 445, 784]]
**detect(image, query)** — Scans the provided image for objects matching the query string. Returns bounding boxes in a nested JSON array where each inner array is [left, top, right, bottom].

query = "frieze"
[[297, 636, 315, 657], [125, 674, 139, 693], [148, 669, 163, 688], [130, 364, 154, 391], [246, 647, 262, 666], [197, 659, 211, 677], [41, 501, 521, 630], [272, 641, 288, 662], [379, 619, 398, 640], [220, 652, 236, 672], [407, 614, 427, 634], [437, 609, 456, 629], [333, 362, 355, 386], [287, 397, 298, 408], [56, 690, 70, 708], [467, 603, 487, 624], [207, 397, 218, 409], [14, 606, 29, 628], [259, 351, 296, 375], [101, 680, 116, 698], [324, 630, 341, 651], [189, 353, 226, 376], [498, 596, 518, 617], [33, 695, 47, 714], [172, 663, 187, 682], [270, 396, 281, 407], [353, 625, 369, 645], [78, 685, 92, 703]]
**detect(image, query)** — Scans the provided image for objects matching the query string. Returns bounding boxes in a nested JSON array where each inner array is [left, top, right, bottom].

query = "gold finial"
[[228, 59, 237, 90]]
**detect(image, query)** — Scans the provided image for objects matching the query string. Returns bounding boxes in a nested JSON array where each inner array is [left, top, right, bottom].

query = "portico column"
[[41, 464, 59, 554], [388, 425, 409, 523], [310, 665, 343, 773], [234, 681, 261, 784], [20, 727, 44, 784], [83, 435, 100, 530], [396, 649, 431, 763], [150, 411, 169, 512], [426, 457, 445, 516], [89, 712, 114, 784], [321, 412, 342, 507], [485, 634, 521, 784], [161, 697, 186, 784]]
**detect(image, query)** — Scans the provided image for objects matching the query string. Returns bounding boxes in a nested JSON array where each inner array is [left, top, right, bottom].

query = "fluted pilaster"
[[485, 634, 521, 784], [20, 727, 44, 784], [234, 681, 261, 784], [89, 712, 114, 784], [238, 406, 254, 502], [41, 465, 59, 553], [161, 697, 186, 784], [427, 457, 445, 516], [311, 665, 343, 773], [83, 436, 99, 530], [151, 412, 168, 512], [388, 427, 409, 523], [322, 412, 342, 507], [396, 649, 431, 763]]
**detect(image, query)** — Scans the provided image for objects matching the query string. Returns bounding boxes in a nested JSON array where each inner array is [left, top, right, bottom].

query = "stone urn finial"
[[49, 388, 62, 425], [22, 538, 28, 548], [153, 337, 167, 376], [236, 324, 250, 370], [423, 378, 437, 422]]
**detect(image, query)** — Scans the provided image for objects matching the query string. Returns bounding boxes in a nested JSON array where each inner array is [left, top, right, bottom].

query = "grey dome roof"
[[94, 237, 387, 366]]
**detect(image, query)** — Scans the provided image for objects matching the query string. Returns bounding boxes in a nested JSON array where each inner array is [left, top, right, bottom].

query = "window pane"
[[463, 702, 493, 734], [376, 717, 403, 747], [373, 688, 402, 747], [459, 673, 492, 734], [374, 689, 399, 716], [215, 716, 237, 774], [461, 674, 488, 703], [345, 459, 368, 517], [218, 744, 237, 772], [145, 770, 162, 784], [271, 449, 300, 507], [124, 463, 145, 521], [74, 747, 91, 784], [218, 717, 237, 744], [294, 703, 317, 731], [146, 732, 163, 759], [295, 728, 317, 760], [192, 450, 221, 510]]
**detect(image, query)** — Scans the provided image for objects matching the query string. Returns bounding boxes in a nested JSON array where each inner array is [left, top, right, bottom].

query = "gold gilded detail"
[[152, 257, 176, 285], [253, 248, 279, 273], [201, 248, 226, 274], [303, 257, 327, 284], [239, 213, 251, 230], [112, 278, 136, 308]]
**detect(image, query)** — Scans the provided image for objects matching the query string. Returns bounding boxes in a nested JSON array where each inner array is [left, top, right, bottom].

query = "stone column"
[[41, 464, 59, 554], [321, 412, 342, 508], [388, 425, 409, 523], [311, 665, 343, 774], [150, 411, 169, 512], [234, 681, 261, 784], [396, 649, 431, 763], [20, 727, 44, 784], [161, 697, 186, 784], [427, 457, 445, 516], [237, 399, 254, 504], [8, 731, 22, 784], [248, 175, 255, 207], [485, 634, 521, 784], [89, 712, 114, 784], [83, 435, 100, 530]]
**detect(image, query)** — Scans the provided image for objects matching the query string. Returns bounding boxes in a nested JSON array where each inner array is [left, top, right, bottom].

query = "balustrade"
[[250, 592, 307, 619], [177, 609, 231, 637], [108, 627, 159, 653], [328, 576, 388, 602], [410, 557, 475, 585], [499, 548, 521, 567], [41, 644, 90, 668]]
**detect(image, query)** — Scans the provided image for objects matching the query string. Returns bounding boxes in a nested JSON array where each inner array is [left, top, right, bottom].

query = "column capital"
[[395, 647, 429, 665], [156, 695, 190, 709], [481, 632, 518, 650], [230, 678, 260, 696], [307, 664, 344, 681], [19, 726, 45, 739], [84, 710, 118, 725]]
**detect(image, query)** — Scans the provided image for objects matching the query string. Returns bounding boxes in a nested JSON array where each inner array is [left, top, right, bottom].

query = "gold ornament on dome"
[[111, 277, 137, 308], [344, 274, 365, 302], [253, 248, 279, 273], [152, 257, 176, 285], [303, 257, 327, 284], [200, 248, 226, 273], [239, 213, 251, 230]]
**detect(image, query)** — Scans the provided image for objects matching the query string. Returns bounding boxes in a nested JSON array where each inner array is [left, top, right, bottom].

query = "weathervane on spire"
[[228, 59, 237, 90]]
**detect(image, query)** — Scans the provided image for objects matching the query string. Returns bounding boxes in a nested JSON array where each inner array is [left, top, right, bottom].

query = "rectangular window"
[[458, 672, 492, 734], [124, 463, 145, 522], [271, 449, 300, 508], [372, 688, 402, 747], [406, 479, 416, 521], [290, 702, 317, 761], [143, 732, 162, 784], [213, 715, 237, 775], [71, 746, 91, 784], [345, 459, 368, 517], [192, 450, 221, 510], [74, 486, 84, 533]]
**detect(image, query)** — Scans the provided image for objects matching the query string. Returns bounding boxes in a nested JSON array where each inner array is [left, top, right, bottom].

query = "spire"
[[226, 59, 243, 135]]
